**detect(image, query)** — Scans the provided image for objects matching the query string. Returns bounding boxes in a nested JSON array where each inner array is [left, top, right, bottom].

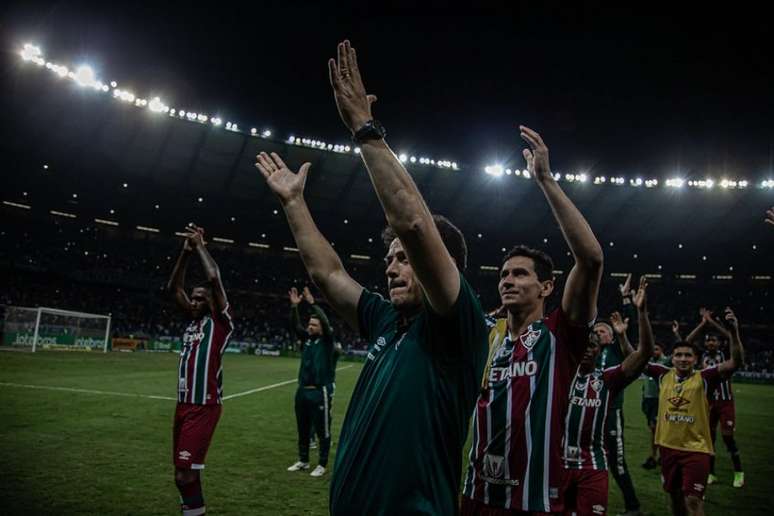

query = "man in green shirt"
[[286, 286, 339, 478], [255, 40, 488, 515], [641, 343, 670, 470]]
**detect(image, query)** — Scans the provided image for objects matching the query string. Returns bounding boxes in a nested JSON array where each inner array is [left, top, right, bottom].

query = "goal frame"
[[28, 306, 112, 353]]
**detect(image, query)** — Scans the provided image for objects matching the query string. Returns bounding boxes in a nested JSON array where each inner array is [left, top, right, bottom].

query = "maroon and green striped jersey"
[[701, 350, 733, 401], [562, 364, 632, 471], [177, 304, 235, 405], [462, 308, 589, 513]]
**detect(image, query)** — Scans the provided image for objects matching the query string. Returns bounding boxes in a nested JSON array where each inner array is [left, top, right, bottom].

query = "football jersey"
[[701, 350, 733, 401], [177, 304, 235, 405], [563, 364, 632, 471], [462, 308, 589, 513]]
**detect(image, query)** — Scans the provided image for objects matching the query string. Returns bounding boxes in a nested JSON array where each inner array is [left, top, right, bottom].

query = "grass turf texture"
[[0, 352, 770, 515]]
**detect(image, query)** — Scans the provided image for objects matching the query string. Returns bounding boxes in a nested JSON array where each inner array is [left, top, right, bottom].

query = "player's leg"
[[289, 387, 311, 471], [574, 469, 608, 515], [641, 399, 658, 469], [173, 404, 222, 515], [606, 409, 641, 514], [719, 402, 743, 487], [707, 403, 719, 484], [175, 468, 204, 516], [560, 469, 579, 516], [310, 386, 333, 477], [669, 490, 687, 516], [680, 452, 710, 516]]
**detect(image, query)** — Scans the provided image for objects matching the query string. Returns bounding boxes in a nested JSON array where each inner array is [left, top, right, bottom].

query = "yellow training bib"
[[655, 369, 714, 455]]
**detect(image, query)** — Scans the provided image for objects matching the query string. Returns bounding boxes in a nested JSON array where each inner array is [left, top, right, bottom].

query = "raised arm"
[[610, 311, 635, 358], [520, 126, 604, 325], [328, 40, 460, 316], [289, 288, 306, 337], [620, 277, 654, 379], [167, 235, 193, 314], [718, 307, 745, 377], [256, 153, 362, 330], [304, 286, 333, 338], [684, 309, 710, 345], [671, 320, 683, 343], [185, 226, 228, 313]]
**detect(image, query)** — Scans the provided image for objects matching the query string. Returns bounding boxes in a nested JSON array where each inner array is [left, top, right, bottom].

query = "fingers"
[[522, 148, 534, 165], [367, 94, 378, 105], [520, 129, 540, 150], [328, 58, 340, 90], [298, 162, 311, 182], [337, 41, 349, 77], [639, 276, 648, 289], [270, 152, 288, 171], [256, 152, 277, 176], [519, 125, 546, 149]]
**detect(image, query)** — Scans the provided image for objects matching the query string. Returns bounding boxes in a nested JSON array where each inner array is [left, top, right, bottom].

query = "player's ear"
[[540, 279, 554, 298]]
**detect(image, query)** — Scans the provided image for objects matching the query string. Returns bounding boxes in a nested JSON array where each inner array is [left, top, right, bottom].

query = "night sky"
[[4, 3, 773, 180]]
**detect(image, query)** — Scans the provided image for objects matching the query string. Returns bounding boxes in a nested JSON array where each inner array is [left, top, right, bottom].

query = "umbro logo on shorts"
[[694, 483, 705, 492], [592, 505, 606, 515], [178, 450, 192, 461]]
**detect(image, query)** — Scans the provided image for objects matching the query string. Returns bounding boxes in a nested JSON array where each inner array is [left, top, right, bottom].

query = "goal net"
[[1, 305, 111, 352]]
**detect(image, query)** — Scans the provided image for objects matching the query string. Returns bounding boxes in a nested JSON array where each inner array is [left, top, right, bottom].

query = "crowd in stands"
[[1, 214, 771, 370]]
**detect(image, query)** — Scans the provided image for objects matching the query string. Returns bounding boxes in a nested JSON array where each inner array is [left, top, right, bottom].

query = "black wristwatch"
[[352, 120, 386, 144]]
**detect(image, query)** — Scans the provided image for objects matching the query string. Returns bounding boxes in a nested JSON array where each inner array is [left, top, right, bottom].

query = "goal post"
[[1, 305, 112, 352]]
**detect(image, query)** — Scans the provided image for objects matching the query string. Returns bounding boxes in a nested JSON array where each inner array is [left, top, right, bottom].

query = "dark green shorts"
[[641, 397, 658, 425]]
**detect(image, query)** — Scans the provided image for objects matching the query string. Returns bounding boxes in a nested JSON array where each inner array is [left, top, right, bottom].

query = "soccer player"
[[562, 277, 654, 516], [166, 225, 234, 516], [286, 286, 339, 478], [686, 310, 744, 487], [645, 307, 744, 516], [255, 40, 489, 515], [641, 342, 669, 470], [462, 126, 604, 515], [590, 275, 641, 516]]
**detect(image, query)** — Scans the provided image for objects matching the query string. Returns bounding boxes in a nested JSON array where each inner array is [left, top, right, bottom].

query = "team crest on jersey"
[[667, 396, 690, 409], [590, 377, 603, 392], [519, 326, 542, 350], [482, 453, 505, 480]]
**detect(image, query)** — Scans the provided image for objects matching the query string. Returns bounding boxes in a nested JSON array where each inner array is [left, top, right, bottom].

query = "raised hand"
[[610, 311, 629, 335], [289, 287, 302, 306], [302, 286, 315, 305], [519, 125, 552, 182], [671, 320, 680, 334], [255, 152, 311, 205], [633, 276, 648, 309], [184, 225, 205, 249], [328, 40, 377, 133], [618, 273, 634, 299], [724, 307, 739, 329], [766, 207, 774, 227], [699, 307, 713, 323]]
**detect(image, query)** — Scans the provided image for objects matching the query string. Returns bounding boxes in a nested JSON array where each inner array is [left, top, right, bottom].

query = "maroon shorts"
[[659, 447, 710, 500], [460, 497, 555, 516], [709, 400, 736, 432], [562, 468, 608, 515], [173, 403, 222, 469]]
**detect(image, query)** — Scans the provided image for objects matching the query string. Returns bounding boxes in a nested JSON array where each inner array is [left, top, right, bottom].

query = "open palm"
[[255, 152, 311, 204]]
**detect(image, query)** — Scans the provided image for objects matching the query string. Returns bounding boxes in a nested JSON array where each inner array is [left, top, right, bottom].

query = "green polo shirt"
[[330, 274, 488, 516]]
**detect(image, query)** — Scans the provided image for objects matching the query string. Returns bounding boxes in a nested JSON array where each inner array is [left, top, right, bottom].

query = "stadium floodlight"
[[20, 43, 42, 61], [398, 153, 408, 163], [484, 164, 504, 177], [505, 168, 512, 175], [74, 65, 96, 87], [578, 173, 588, 183], [409, 156, 416, 163], [2, 306, 111, 352], [262, 130, 271, 137], [705, 179, 715, 189], [251, 128, 257, 135], [148, 97, 167, 113]]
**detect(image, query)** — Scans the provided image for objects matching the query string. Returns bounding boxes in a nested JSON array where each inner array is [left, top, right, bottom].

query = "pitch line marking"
[[0, 382, 177, 401], [0, 364, 355, 402], [221, 364, 354, 401]]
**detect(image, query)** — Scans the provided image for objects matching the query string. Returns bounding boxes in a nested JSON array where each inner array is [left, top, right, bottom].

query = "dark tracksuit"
[[291, 303, 339, 467]]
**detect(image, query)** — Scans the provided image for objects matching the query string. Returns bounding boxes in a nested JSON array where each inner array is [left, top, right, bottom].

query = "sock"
[[177, 473, 205, 515], [709, 455, 716, 475], [723, 434, 743, 471]]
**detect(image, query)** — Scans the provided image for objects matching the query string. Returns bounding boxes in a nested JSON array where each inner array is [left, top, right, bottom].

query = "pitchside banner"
[[2, 332, 104, 349]]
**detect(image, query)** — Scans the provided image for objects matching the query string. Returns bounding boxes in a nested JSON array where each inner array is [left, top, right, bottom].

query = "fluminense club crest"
[[590, 378, 603, 392], [520, 325, 542, 350]]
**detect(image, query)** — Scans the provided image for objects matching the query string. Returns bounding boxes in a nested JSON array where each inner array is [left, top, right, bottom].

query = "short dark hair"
[[672, 340, 699, 356], [381, 214, 468, 271], [192, 283, 213, 294], [502, 245, 554, 282]]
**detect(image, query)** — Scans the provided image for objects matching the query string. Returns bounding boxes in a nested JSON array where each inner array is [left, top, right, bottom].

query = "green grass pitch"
[[0, 352, 770, 515]]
